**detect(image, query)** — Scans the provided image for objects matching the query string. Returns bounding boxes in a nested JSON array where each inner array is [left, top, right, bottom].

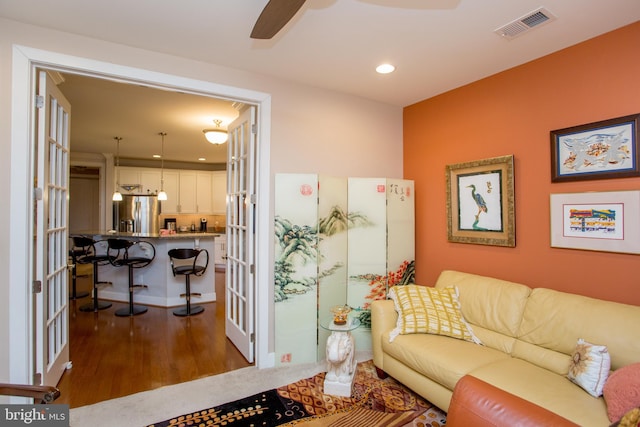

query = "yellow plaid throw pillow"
[[388, 285, 481, 344]]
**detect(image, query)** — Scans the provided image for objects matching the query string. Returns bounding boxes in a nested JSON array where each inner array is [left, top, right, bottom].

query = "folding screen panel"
[[274, 174, 320, 365], [347, 178, 415, 351]]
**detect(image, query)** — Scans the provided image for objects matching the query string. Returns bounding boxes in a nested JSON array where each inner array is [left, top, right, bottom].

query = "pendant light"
[[157, 132, 168, 201], [112, 136, 123, 201], [203, 119, 228, 144]]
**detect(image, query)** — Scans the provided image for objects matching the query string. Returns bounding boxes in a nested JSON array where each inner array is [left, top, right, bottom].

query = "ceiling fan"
[[251, 0, 307, 39], [250, 0, 459, 39]]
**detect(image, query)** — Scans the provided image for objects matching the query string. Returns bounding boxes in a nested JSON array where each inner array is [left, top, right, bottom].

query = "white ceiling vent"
[[495, 7, 556, 40]]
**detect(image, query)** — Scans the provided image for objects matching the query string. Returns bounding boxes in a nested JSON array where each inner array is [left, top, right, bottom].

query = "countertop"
[[72, 230, 221, 239]]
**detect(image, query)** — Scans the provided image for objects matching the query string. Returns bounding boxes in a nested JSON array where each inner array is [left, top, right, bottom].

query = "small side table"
[[320, 317, 361, 397]]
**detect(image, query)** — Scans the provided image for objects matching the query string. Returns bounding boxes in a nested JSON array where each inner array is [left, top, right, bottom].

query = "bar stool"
[[168, 248, 209, 316], [75, 236, 114, 312], [108, 238, 155, 317], [68, 237, 90, 300]]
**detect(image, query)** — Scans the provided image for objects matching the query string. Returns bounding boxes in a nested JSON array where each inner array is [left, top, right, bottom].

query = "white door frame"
[[9, 45, 274, 386]]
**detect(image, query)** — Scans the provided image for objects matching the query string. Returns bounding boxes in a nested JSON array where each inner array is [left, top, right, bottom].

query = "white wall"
[[0, 18, 403, 382]]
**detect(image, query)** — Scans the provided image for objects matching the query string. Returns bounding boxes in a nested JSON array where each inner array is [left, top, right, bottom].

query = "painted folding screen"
[[274, 174, 414, 365]]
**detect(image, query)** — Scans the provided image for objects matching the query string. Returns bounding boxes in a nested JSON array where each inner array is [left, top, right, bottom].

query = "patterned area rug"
[[147, 360, 446, 427]]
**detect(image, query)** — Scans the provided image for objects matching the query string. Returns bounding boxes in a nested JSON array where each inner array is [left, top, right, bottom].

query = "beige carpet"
[[69, 352, 364, 427]]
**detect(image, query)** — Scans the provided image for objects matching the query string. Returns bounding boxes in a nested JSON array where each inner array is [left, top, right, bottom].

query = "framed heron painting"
[[446, 155, 515, 247]]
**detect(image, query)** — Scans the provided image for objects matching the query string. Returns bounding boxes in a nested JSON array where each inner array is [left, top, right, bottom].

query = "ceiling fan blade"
[[251, 0, 307, 39]]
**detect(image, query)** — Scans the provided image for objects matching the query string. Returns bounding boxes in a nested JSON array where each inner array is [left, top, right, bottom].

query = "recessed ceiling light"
[[376, 63, 396, 74], [198, 157, 206, 161], [152, 154, 161, 158]]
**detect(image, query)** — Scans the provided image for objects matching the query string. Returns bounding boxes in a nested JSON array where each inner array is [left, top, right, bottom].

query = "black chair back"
[[108, 239, 155, 268], [168, 248, 209, 277], [71, 236, 97, 259]]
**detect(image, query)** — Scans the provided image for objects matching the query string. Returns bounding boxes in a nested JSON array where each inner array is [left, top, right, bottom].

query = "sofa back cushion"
[[514, 288, 640, 374], [435, 270, 531, 353]]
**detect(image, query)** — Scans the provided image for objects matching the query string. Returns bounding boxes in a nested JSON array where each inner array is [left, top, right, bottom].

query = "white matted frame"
[[550, 190, 640, 254]]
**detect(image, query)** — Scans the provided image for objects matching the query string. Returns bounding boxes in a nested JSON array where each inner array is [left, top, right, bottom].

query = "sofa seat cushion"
[[381, 330, 509, 390], [469, 357, 610, 427]]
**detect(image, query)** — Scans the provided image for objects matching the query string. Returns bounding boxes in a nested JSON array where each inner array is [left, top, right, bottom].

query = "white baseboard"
[[99, 290, 217, 307]]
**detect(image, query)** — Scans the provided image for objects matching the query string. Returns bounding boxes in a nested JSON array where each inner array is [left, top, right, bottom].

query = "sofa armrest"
[[371, 299, 397, 371], [447, 375, 579, 427]]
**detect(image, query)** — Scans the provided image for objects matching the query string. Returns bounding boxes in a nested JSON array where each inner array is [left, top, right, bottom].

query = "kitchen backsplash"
[[159, 213, 226, 233]]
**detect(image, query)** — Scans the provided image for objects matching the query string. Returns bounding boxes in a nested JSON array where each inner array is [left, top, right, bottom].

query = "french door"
[[225, 106, 257, 363], [34, 70, 71, 386]]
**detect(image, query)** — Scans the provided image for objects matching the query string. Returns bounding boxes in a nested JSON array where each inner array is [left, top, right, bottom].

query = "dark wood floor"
[[57, 269, 252, 408]]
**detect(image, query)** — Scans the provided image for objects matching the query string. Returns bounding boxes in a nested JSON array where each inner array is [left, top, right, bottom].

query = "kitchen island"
[[71, 231, 219, 308]]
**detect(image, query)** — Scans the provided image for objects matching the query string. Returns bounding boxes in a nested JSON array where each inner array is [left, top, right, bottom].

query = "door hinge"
[[251, 124, 257, 134], [33, 280, 42, 294], [249, 194, 257, 204], [33, 187, 43, 201], [250, 264, 255, 275], [35, 95, 45, 109], [33, 373, 42, 385], [250, 333, 255, 343]]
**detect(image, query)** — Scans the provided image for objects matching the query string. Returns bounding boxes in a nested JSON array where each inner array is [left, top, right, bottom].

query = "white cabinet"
[[118, 167, 140, 189], [116, 167, 219, 214], [159, 170, 217, 214], [178, 171, 197, 213], [160, 171, 180, 214], [116, 167, 161, 195], [139, 170, 161, 195], [212, 171, 227, 215], [214, 234, 226, 265], [196, 172, 213, 214]]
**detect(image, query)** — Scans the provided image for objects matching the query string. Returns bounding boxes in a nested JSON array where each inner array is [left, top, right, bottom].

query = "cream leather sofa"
[[371, 270, 640, 427]]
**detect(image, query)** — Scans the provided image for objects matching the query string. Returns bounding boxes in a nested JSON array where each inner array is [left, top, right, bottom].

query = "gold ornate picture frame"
[[446, 155, 515, 247]]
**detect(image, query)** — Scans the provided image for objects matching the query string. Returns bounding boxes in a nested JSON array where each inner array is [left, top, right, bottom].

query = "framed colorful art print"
[[446, 155, 515, 247], [550, 114, 640, 182], [550, 190, 640, 254]]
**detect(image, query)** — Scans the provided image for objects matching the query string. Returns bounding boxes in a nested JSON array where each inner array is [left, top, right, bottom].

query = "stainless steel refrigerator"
[[116, 195, 161, 234]]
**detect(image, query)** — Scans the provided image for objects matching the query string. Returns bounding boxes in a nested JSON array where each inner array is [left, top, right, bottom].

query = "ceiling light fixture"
[[203, 119, 228, 144], [157, 132, 168, 201], [112, 136, 123, 201], [376, 63, 396, 74]]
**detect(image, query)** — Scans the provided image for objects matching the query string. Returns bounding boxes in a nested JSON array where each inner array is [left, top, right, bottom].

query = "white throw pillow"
[[567, 338, 610, 397]]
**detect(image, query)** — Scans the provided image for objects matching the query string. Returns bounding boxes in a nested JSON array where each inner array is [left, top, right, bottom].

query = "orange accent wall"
[[404, 22, 640, 305]]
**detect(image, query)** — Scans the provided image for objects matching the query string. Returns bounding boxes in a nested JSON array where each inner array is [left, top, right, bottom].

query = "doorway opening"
[[69, 166, 100, 233], [50, 67, 256, 404], [9, 46, 272, 402]]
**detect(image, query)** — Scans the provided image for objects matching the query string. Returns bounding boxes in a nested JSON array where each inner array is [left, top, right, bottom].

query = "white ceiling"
[[57, 73, 237, 166], [2, 0, 639, 164]]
